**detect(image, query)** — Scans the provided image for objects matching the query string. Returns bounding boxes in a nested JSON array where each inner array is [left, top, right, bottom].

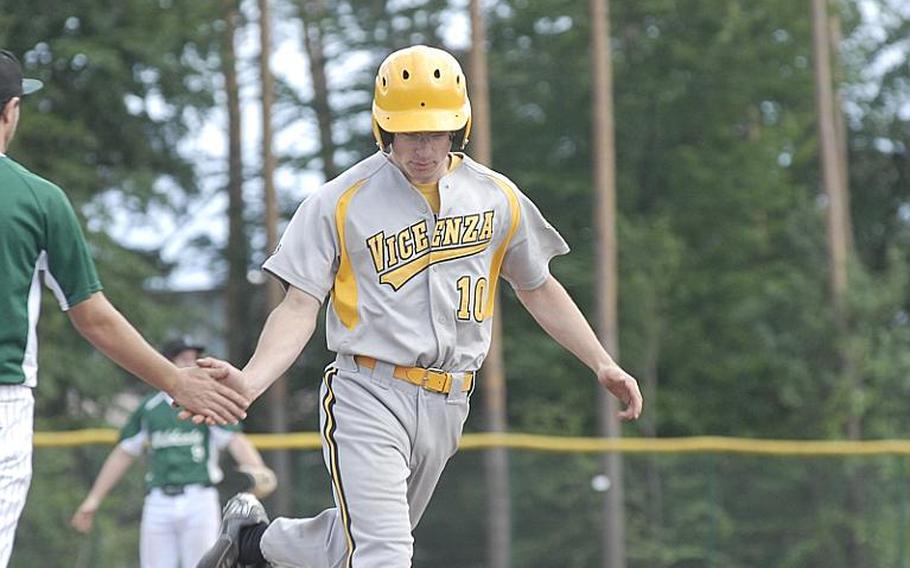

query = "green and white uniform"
[[118, 392, 239, 568], [258, 151, 568, 568], [0, 155, 101, 387], [0, 155, 101, 568]]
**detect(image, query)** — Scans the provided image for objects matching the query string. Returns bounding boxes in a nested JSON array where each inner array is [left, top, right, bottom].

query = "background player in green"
[[70, 339, 277, 568], [0, 49, 249, 568], [195, 45, 643, 568]]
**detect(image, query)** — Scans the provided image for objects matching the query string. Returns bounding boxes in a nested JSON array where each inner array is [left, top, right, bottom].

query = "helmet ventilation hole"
[[456, 75, 461, 84], [420, 102, 426, 107], [403, 69, 410, 79], [382, 77, 387, 87], [434, 69, 441, 78]]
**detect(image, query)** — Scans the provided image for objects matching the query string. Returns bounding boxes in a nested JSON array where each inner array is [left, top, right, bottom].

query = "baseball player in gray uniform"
[[195, 44, 642, 568]]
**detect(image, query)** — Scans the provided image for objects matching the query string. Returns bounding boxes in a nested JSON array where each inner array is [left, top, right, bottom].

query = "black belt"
[[153, 484, 211, 496]]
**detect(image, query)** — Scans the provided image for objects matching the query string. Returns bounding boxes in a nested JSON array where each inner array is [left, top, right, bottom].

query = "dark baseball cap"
[[0, 50, 43, 103], [162, 337, 205, 360]]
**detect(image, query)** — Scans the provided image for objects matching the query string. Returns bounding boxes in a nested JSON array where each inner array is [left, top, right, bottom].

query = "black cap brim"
[[162, 341, 206, 360], [22, 78, 42, 95]]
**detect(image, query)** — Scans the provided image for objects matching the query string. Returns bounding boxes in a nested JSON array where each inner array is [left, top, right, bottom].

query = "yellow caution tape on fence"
[[457, 434, 910, 455], [33, 429, 118, 447], [32, 430, 910, 456]]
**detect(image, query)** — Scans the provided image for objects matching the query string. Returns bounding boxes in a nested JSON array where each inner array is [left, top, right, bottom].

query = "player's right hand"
[[177, 357, 252, 425], [171, 365, 249, 425]]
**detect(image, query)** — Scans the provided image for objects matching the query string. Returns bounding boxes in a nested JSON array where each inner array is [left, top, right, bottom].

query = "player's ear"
[[1, 97, 19, 123], [381, 128, 395, 153]]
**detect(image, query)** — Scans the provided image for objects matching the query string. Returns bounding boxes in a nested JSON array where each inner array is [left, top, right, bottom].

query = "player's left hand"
[[596, 363, 643, 421], [238, 464, 278, 498]]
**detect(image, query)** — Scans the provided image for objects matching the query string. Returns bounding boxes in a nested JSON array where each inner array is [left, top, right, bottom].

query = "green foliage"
[[1, 0, 220, 207], [0, 1, 228, 566], [479, 0, 910, 565]]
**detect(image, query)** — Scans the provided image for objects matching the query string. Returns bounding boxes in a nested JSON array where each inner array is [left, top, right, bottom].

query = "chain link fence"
[[12, 433, 910, 567]]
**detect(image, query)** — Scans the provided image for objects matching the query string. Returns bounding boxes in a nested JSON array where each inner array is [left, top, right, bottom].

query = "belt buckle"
[[161, 485, 184, 496], [424, 367, 448, 392]]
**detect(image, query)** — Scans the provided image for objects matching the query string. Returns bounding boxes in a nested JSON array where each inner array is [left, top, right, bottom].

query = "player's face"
[[171, 349, 201, 368], [389, 131, 453, 184]]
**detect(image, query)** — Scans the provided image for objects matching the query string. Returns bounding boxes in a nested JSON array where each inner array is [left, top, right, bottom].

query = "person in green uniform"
[[70, 339, 276, 568], [0, 48, 249, 568]]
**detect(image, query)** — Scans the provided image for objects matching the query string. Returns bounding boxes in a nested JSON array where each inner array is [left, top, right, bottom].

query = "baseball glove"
[[237, 464, 278, 499]]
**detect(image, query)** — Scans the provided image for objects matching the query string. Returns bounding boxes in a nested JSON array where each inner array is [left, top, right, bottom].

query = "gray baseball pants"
[[260, 354, 471, 568]]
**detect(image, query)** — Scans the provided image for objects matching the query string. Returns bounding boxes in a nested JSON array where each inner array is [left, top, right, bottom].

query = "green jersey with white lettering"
[[0, 155, 102, 386], [118, 392, 240, 489]]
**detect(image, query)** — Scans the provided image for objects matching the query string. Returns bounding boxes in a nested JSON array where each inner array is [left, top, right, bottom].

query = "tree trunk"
[[811, 0, 862, 565], [299, 0, 337, 179], [812, 0, 850, 314], [470, 2, 511, 566], [590, 0, 625, 566], [220, 0, 251, 366], [259, 0, 292, 516], [828, 7, 852, 252]]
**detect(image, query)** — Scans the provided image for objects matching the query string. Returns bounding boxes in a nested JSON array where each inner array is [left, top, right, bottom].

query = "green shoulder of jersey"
[[0, 156, 102, 386]]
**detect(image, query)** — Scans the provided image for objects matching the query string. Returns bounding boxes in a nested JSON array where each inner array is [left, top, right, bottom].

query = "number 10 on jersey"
[[456, 275, 488, 322]]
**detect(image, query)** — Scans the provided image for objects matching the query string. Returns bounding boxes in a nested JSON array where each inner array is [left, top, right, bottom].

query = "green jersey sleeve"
[[37, 182, 102, 310]]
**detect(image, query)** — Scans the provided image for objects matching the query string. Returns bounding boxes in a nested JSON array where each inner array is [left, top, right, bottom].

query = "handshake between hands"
[[170, 357, 254, 425]]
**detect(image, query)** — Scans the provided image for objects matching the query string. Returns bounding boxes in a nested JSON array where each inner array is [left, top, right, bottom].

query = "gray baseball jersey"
[[262, 151, 569, 371]]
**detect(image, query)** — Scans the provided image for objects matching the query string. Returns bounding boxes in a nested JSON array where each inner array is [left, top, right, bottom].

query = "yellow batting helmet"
[[372, 45, 472, 151]]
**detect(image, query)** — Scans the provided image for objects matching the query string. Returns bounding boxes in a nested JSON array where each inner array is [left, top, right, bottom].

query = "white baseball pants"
[[140, 485, 221, 568], [0, 386, 33, 568]]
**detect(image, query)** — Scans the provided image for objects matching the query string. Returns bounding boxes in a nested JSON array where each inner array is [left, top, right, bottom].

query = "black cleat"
[[196, 493, 269, 568]]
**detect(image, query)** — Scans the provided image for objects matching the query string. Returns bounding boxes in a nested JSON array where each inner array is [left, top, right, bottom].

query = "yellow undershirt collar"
[[413, 154, 463, 215]]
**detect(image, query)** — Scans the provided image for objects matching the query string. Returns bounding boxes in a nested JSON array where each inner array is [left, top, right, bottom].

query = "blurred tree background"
[[2, 0, 910, 566]]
